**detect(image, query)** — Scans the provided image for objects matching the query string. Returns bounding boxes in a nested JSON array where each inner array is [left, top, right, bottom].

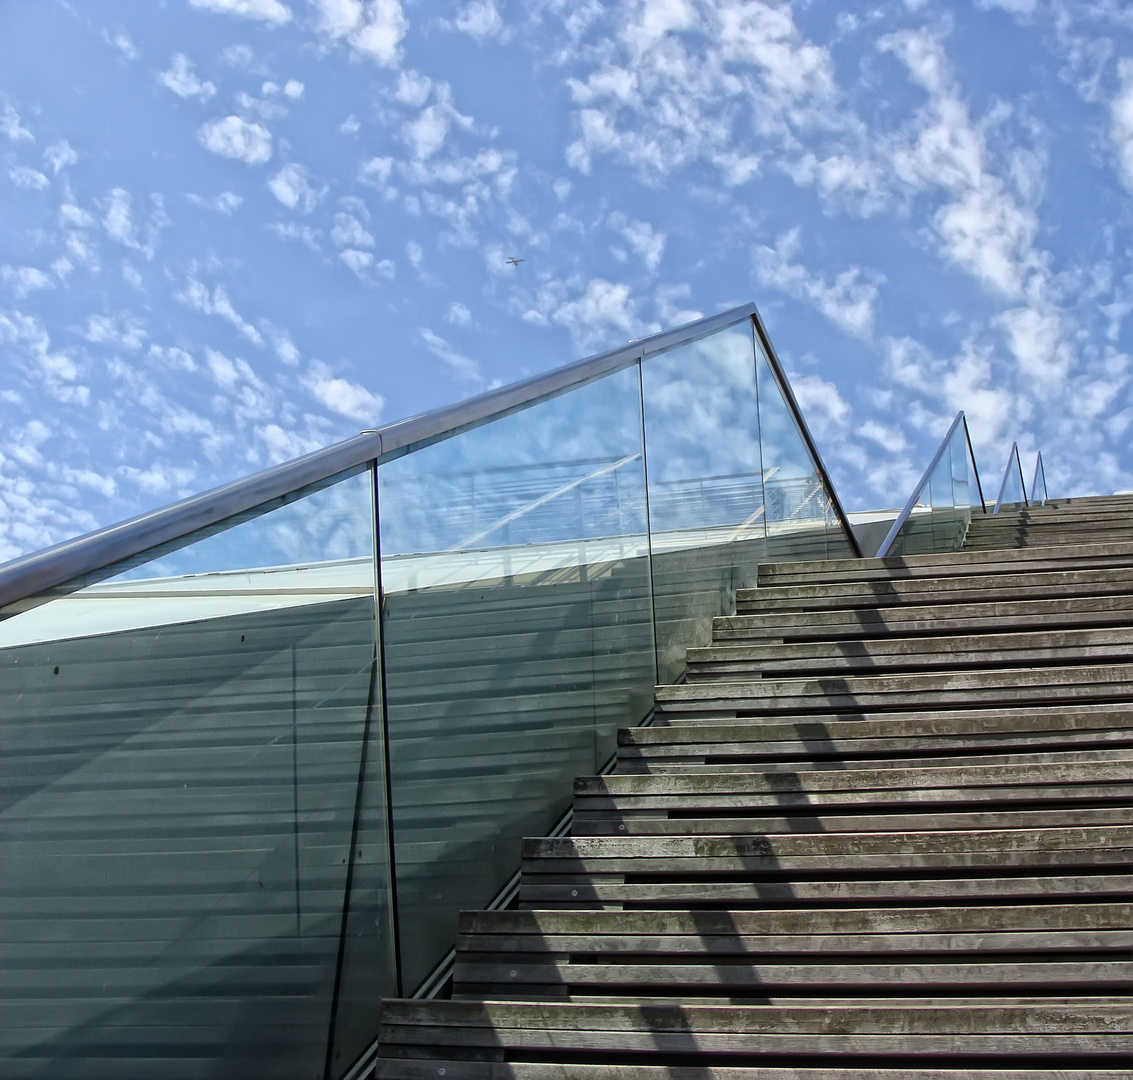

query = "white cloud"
[[754, 229, 881, 339], [561, 0, 839, 181], [255, 423, 324, 464], [620, 219, 665, 272], [187, 191, 243, 213], [403, 104, 451, 160], [446, 301, 471, 324], [221, 45, 255, 66], [43, 140, 78, 173], [302, 360, 384, 422], [102, 28, 140, 60], [406, 240, 424, 268], [268, 163, 325, 211], [100, 188, 168, 259], [359, 155, 394, 188], [1112, 59, 1133, 192], [149, 344, 198, 372], [453, 0, 505, 41], [283, 79, 304, 99], [176, 278, 265, 345], [551, 278, 639, 348], [331, 212, 375, 248], [394, 70, 433, 108], [858, 420, 907, 454], [188, 0, 292, 23], [82, 312, 148, 352], [1, 104, 33, 143], [0, 310, 89, 406], [1, 266, 55, 298], [419, 327, 482, 382], [9, 166, 49, 190], [934, 180, 1037, 299], [312, 0, 408, 66], [263, 324, 301, 365], [235, 90, 288, 121], [975, 0, 1036, 13], [655, 283, 702, 325], [939, 343, 1019, 446], [159, 54, 217, 100], [879, 28, 1041, 300], [339, 249, 374, 276], [102, 189, 136, 247], [269, 221, 322, 249], [792, 372, 850, 428], [204, 347, 247, 390], [999, 305, 1072, 381], [198, 115, 272, 165]]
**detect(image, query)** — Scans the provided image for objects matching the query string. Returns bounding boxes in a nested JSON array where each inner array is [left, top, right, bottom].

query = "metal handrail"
[[874, 411, 984, 558], [750, 317, 862, 558], [993, 442, 1028, 513], [0, 302, 861, 610]]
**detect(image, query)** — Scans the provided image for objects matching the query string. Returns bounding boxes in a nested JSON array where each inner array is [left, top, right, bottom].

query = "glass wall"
[[0, 311, 860, 1079], [878, 414, 984, 557], [0, 470, 389, 1080]]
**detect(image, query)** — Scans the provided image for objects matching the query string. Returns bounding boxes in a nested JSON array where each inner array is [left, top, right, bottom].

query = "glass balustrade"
[[875, 412, 986, 557], [376, 365, 655, 992], [640, 323, 766, 682], [994, 442, 1029, 513], [0, 306, 861, 1080], [0, 469, 390, 1080], [1031, 451, 1048, 507]]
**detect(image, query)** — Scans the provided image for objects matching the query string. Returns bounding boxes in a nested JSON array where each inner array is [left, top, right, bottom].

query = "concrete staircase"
[[375, 496, 1133, 1077]]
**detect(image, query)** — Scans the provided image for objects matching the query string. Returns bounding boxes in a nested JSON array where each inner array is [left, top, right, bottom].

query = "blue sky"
[[2, 0, 1132, 562]]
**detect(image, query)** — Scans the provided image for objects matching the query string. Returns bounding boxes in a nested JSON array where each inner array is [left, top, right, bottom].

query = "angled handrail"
[[752, 318, 862, 558], [874, 411, 984, 558], [1030, 451, 1048, 507], [0, 302, 862, 611], [993, 442, 1028, 513]]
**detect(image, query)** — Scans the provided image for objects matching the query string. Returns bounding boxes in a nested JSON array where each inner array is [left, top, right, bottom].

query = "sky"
[[2, 0, 1133, 564]]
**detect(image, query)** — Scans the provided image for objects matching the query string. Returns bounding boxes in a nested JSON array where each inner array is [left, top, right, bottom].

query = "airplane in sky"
[[506, 256, 525, 267]]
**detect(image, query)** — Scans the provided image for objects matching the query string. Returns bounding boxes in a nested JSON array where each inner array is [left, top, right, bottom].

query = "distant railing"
[[875, 411, 986, 558], [1030, 451, 1048, 507], [994, 441, 1029, 513]]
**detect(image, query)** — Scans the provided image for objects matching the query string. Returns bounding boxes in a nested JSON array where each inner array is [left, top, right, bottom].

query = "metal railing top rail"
[[993, 441, 1029, 514], [874, 411, 985, 559], [0, 301, 861, 611]]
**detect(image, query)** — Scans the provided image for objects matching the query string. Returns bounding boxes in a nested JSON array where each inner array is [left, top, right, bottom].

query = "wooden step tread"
[[458, 903, 1133, 936]]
